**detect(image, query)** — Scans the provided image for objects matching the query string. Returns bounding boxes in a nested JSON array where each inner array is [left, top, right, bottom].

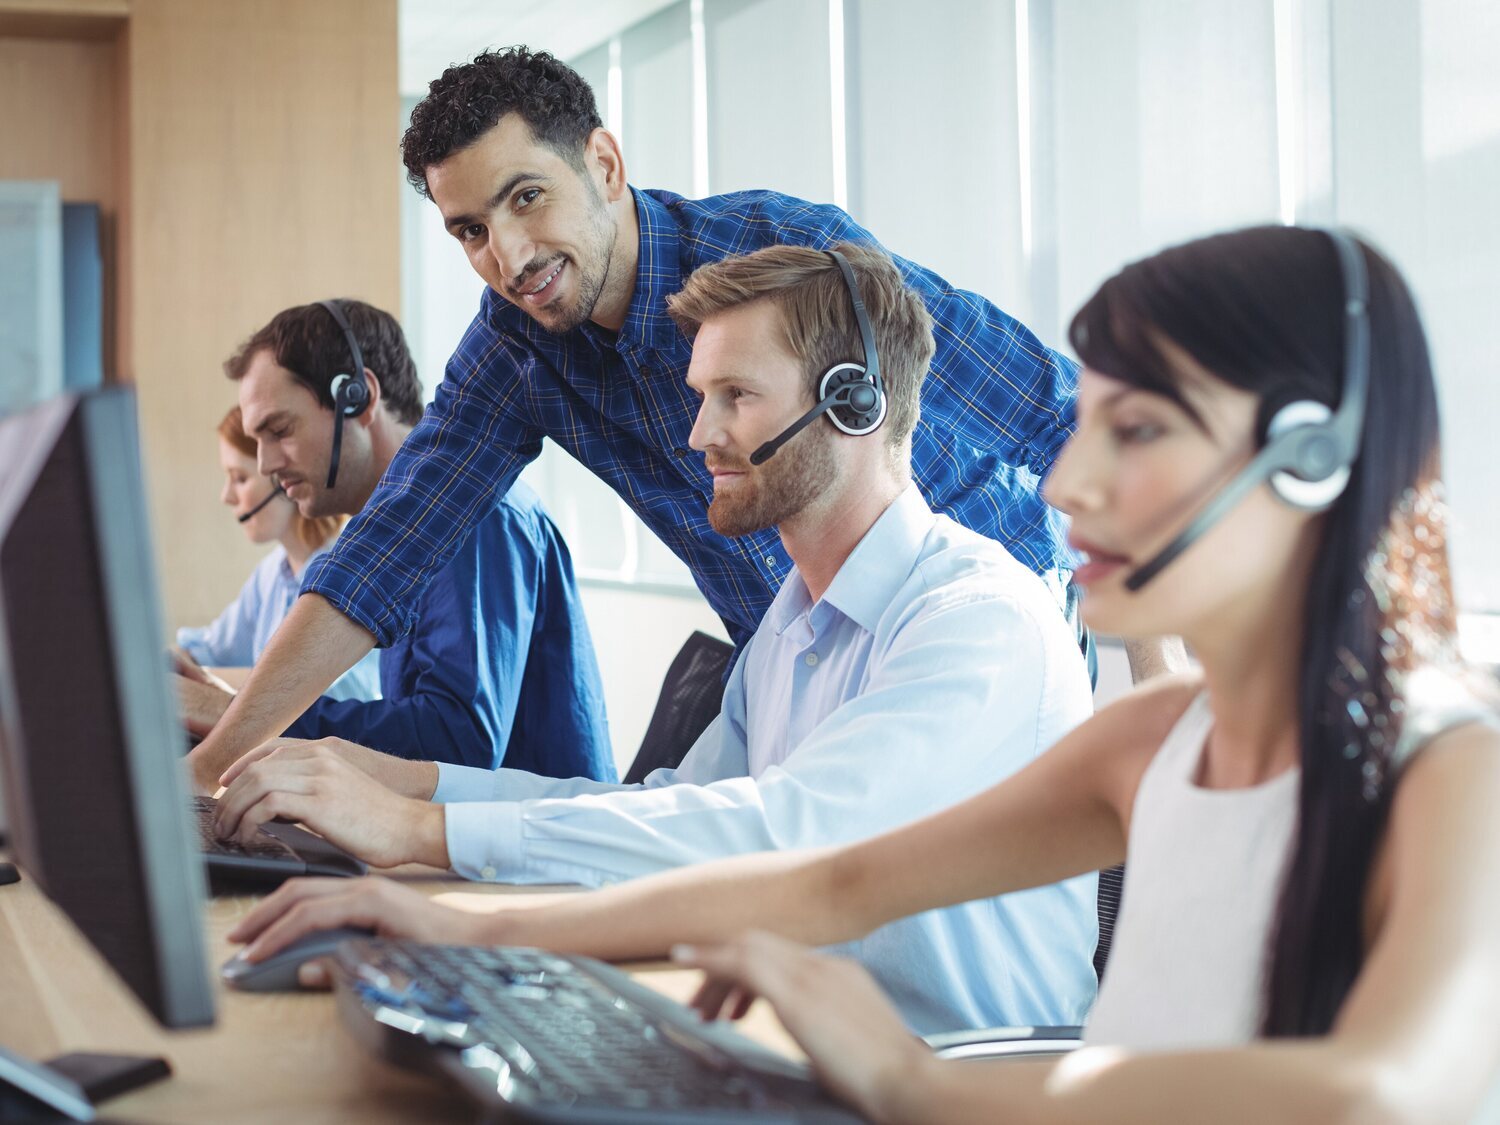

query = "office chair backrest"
[[624, 631, 735, 785], [924, 862, 1128, 1059], [1094, 864, 1125, 980], [1064, 579, 1098, 691]]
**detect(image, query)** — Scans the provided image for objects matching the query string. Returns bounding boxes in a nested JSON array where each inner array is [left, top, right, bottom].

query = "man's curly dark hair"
[[401, 47, 603, 199]]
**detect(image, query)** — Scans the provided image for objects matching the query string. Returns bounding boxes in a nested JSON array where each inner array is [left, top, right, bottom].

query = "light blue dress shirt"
[[432, 486, 1099, 1034], [176, 543, 382, 703]]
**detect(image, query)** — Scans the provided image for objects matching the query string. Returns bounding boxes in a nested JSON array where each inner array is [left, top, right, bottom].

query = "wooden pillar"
[[124, 0, 399, 628]]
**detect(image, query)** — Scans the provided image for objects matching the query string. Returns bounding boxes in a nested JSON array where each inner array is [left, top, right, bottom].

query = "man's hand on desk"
[[174, 672, 234, 738], [213, 741, 448, 870], [227, 875, 494, 987]]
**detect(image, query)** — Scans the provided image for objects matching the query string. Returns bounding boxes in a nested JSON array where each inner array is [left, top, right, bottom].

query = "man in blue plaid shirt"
[[189, 47, 1175, 791]]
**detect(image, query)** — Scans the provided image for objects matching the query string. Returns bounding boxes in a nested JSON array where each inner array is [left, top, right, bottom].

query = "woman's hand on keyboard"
[[227, 875, 493, 986], [672, 931, 932, 1122]]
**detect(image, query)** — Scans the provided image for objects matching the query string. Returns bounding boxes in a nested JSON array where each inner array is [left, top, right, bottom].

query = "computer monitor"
[[0, 388, 214, 1029]]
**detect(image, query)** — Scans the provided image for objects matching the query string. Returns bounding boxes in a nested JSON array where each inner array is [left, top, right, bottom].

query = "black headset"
[[749, 249, 888, 466], [319, 299, 371, 489], [1123, 228, 1371, 591], [236, 480, 286, 523]]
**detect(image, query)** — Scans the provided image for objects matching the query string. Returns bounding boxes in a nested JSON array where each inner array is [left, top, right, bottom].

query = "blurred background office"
[[2, 0, 1496, 775]]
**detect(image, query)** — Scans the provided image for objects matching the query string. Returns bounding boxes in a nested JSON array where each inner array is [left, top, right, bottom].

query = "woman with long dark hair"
[[230, 226, 1500, 1119]]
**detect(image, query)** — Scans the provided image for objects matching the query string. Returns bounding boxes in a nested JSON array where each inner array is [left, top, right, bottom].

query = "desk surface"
[[0, 866, 798, 1123]]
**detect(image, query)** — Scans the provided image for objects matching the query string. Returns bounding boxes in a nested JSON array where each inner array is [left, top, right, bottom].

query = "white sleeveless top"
[[1084, 694, 1300, 1049]]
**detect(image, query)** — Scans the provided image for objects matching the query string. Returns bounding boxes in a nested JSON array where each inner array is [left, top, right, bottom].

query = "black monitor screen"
[[0, 389, 213, 1028]]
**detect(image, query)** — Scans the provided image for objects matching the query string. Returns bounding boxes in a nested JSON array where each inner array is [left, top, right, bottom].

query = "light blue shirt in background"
[[432, 486, 1099, 1034], [176, 543, 382, 703]]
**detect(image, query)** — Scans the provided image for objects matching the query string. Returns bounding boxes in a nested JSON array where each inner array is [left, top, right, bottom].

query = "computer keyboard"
[[337, 941, 862, 1121], [190, 796, 299, 861]]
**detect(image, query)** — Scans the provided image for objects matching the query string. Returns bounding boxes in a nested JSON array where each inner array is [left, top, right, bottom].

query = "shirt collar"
[[765, 485, 936, 638], [280, 539, 334, 584], [616, 187, 685, 351]]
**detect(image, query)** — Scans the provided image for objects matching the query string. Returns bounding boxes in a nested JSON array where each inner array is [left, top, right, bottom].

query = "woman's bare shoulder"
[[1057, 671, 1207, 820], [1082, 671, 1205, 750]]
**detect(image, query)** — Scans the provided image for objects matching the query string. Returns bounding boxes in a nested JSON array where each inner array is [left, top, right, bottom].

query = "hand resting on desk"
[[213, 739, 447, 870]]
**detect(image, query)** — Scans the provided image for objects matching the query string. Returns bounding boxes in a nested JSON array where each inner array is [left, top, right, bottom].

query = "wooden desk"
[[0, 867, 798, 1123]]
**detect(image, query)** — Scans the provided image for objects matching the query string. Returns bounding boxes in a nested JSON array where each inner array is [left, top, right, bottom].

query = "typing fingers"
[[219, 739, 302, 787], [685, 972, 746, 1021], [214, 754, 322, 837], [672, 933, 802, 1018]]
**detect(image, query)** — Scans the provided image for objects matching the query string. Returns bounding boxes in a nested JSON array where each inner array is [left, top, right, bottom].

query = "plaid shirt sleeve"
[[301, 309, 546, 647]]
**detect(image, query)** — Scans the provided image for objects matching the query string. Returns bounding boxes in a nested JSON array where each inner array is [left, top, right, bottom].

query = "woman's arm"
[[230, 678, 1194, 964], [491, 677, 1190, 959], [679, 718, 1500, 1125]]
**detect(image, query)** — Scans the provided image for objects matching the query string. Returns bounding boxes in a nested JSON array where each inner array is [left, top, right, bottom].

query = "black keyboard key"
[[190, 796, 300, 860]]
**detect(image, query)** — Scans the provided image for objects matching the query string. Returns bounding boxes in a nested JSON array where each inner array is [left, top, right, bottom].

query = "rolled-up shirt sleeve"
[[442, 590, 1063, 887]]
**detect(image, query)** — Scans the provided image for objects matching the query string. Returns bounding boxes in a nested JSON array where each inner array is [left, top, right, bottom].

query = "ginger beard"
[[707, 422, 838, 537]]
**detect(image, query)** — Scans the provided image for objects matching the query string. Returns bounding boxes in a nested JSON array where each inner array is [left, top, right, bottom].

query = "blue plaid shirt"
[[304, 188, 1076, 649]]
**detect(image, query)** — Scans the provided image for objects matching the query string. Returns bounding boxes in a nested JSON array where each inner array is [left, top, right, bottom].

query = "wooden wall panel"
[[0, 33, 124, 372], [126, 0, 399, 629], [0, 38, 119, 205]]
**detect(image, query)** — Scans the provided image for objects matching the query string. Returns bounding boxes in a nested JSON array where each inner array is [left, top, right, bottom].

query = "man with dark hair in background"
[[178, 299, 614, 788], [187, 47, 1183, 791]]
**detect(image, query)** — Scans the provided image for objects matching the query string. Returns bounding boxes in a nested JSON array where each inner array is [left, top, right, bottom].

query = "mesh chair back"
[[1093, 863, 1125, 980], [623, 631, 735, 785], [1064, 579, 1098, 691]]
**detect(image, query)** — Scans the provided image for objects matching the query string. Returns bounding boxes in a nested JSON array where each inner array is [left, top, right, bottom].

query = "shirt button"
[[480, 865, 497, 880], [805, 652, 819, 666], [765, 555, 776, 566], [674, 447, 689, 458]]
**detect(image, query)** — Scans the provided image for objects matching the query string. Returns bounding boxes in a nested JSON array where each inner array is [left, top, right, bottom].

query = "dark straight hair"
[[1069, 225, 1456, 1036]]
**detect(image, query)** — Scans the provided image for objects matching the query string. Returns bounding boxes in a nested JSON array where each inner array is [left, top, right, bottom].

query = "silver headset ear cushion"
[[819, 363, 887, 437], [1266, 400, 1350, 510]]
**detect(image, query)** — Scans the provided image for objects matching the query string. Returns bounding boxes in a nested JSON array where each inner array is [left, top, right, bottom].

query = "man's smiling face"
[[427, 113, 618, 335]]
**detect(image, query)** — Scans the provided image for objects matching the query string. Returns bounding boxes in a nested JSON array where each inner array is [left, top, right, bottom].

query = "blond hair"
[[666, 242, 934, 452]]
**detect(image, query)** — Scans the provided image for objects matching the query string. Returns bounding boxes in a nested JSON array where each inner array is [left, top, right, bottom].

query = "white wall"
[[579, 585, 728, 776], [1328, 0, 1500, 614], [399, 0, 1500, 724]]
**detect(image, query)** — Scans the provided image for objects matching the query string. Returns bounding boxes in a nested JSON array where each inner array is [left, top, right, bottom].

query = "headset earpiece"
[[746, 249, 891, 465], [1264, 400, 1351, 510], [329, 372, 371, 418], [318, 299, 370, 488], [818, 362, 886, 437], [1122, 228, 1371, 590]]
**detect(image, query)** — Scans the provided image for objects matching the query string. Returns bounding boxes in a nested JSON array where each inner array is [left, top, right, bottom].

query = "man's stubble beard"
[[707, 425, 838, 538], [536, 191, 618, 336]]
